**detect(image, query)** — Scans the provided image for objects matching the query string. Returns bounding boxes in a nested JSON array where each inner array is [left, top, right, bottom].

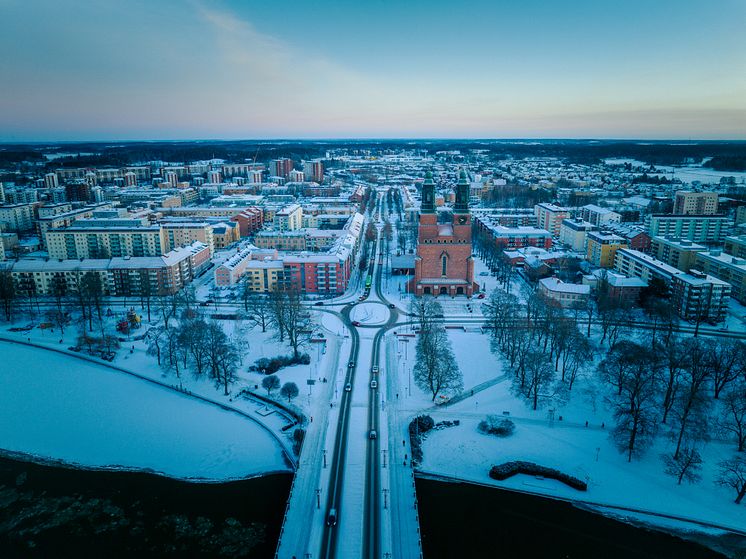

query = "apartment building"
[[673, 191, 719, 215], [650, 236, 706, 272], [474, 216, 552, 250], [9, 242, 209, 297], [646, 214, 730, 245], [303, 159, 324, 183], [724, 234, 746, 259], [695, 249, 746, 304], [46, 225, 167, 260], [274, 204, 303, 232], [559, 218, 597, 252], [580, 204, 621, 227], [162, 222, 215, 255], [586, 231, 628, 268], [614, 248, 681, 283], [534, 203, 570, 236], [670, 271, 730, 323], [0, 203, 35, 232]]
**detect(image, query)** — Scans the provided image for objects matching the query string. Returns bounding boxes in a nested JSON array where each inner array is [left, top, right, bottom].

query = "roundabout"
[[349, 302, 390, 326]]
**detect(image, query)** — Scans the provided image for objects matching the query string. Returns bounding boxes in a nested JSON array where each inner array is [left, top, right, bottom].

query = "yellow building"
[[587, 231, 628, 268], [242, 260, 285, 292], [162, 222, 215, 256]]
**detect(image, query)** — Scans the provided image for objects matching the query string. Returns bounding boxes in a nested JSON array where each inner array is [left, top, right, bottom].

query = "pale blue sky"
[[1, 0, 744, 140]]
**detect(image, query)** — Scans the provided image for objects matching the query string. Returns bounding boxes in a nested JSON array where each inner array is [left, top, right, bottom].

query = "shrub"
[[408, 415, 435, 466], [477, 415, 515, 437], [489, 461, 587, 491], [249, 353, 311, 375], [292, 428, 305, 455]]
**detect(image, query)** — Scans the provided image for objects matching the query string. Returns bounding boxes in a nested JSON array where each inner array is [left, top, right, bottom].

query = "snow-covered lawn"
[[0, 341, 289, 481], [419, 415, 742, 532], [391, 329, 746, 533]]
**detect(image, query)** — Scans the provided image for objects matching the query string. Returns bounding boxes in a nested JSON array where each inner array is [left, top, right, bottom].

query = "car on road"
[[345, 383, 352, 392], [358, 295, 366, 301], [388, 303, 396, 309], [479, 271, 489, 276], [369, 430, 377, 439], [327, 508, 337, 526], [352, 320, 361, 327], [371, 366, 379, 374], [314, 301, 324, 306], [370, 379, 378, 389], [348, 361, 355, 368], [477, 293, 486, 299]]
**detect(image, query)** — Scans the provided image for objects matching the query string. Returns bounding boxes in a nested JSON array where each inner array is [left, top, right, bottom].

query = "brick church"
[[412, 170, 478, 297]]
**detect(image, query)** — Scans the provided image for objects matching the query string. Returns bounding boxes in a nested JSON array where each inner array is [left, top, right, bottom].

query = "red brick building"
[[413, 170, 477, 297], [231, 207, 264, 237]]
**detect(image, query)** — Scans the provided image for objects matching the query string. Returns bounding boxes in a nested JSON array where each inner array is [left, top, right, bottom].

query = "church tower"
[[412, 170, 477, 297]]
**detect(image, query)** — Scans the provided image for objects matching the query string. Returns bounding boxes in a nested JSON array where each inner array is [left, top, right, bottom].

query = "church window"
[[441, 255, 447, 276]]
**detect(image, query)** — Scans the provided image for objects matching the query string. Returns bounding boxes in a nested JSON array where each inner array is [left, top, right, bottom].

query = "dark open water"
[[2, 456, 742, 559], [0, 455, 291, 558], [415, 478, 741, 559]]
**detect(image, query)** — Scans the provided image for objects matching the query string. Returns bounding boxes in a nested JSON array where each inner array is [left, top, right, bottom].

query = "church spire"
[[454, 168, 469, 213], [421, 170, 435, 213]]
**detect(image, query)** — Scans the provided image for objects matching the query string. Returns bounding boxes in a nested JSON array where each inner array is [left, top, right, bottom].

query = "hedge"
[[489, 461, 587, 491]]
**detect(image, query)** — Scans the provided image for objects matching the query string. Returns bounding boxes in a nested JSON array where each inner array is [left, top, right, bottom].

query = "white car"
[[370, 380, 378, 389]]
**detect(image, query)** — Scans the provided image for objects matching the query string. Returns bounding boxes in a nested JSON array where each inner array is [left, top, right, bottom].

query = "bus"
[[365, 275, 372, 289]]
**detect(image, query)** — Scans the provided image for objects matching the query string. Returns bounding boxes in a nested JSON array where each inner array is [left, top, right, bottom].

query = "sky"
[[1, 0, 745, 141]]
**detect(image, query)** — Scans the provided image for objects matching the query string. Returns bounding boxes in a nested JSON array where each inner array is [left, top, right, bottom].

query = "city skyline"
[[1, 0, 745, 141]]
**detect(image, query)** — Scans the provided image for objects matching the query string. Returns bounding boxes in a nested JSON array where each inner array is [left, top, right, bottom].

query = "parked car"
[[477, 293, 486, 299]]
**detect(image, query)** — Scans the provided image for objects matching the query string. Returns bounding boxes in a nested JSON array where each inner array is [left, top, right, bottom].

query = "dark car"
[[352, 321, 361, 327], [327, 508, 337, 526], [388, 303, 396, 309], [314, 301, 324, 306]]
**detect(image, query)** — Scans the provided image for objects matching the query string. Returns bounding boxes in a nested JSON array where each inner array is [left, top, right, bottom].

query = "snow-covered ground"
[[350, 302, 389, 325], [388, 328, 746, 534], [0, 341, 289, 481]]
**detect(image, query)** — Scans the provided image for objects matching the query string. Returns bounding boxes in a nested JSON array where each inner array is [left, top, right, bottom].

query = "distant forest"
[[1, 140, 746, 170]]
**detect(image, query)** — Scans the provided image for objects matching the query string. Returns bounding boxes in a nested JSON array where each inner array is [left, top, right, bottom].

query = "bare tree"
[[244, 289, 272, 333], [517, 351, 555, 411], [718, 389, 746, 452], [717, 456, 746, 504], [662, 447, 703, 485], [603, 341, 661, 462], [562, 330, 592, 391], [710, 339, 745, 399], [672, 338, 713, 460], [414, 322, 462, 402], [0, 270, 15, 322], [661, 338, 687, 424], [146, 326, 165, 366]]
